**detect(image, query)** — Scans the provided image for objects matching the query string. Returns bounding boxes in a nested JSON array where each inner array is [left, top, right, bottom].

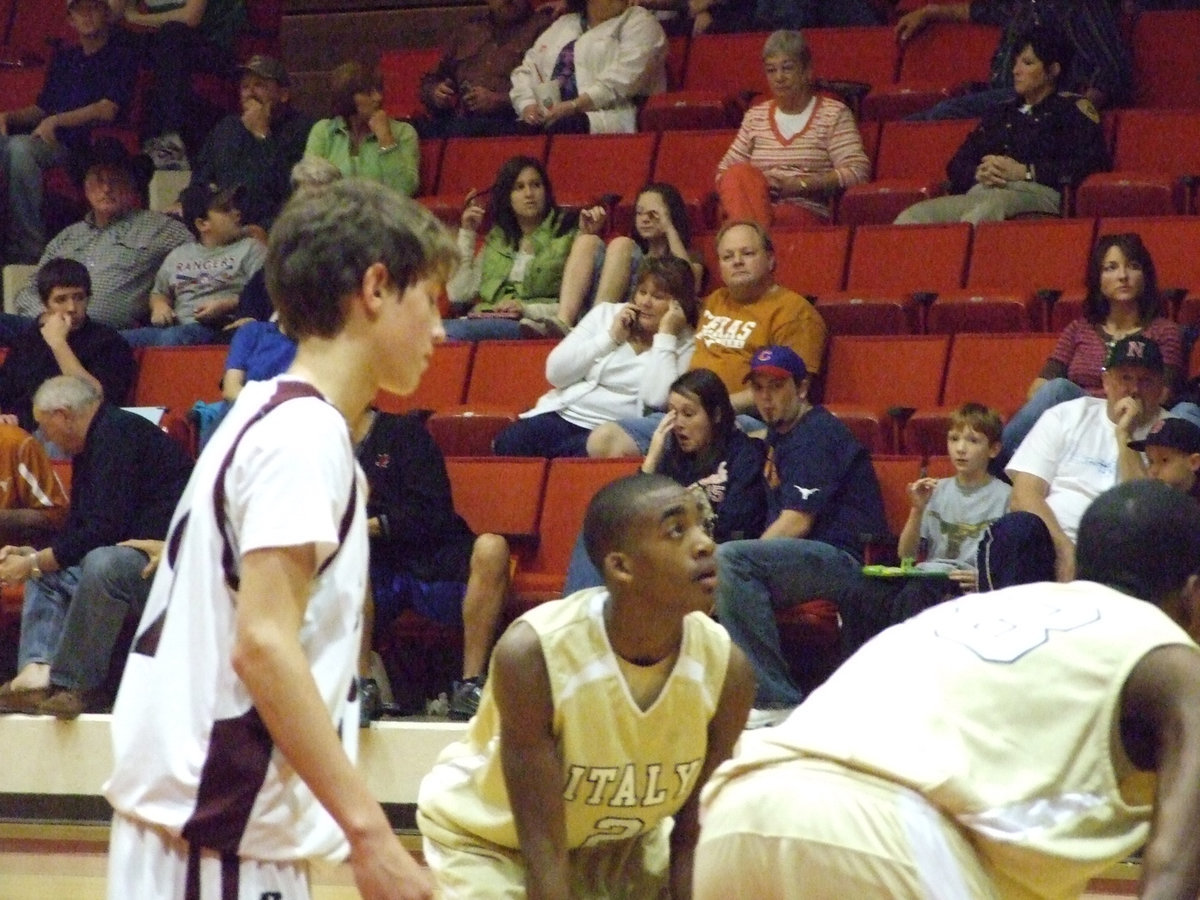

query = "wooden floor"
[[0, 823, 1141, 899]]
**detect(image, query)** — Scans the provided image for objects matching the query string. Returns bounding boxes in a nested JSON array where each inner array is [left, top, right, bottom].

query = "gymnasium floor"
[[0, 822, 1141, 899]]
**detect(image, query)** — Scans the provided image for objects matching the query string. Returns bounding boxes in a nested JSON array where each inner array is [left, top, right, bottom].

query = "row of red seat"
[[384, 12, 1200, 129], [413, 114, 1200, 245], [442, 451, 961, 609]]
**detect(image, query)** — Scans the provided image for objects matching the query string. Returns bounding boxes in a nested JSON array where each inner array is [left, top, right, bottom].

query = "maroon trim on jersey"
[[213, 381, 330, 592], [221, 850, 239, 900], [181, 707, 274, 853], [133, 511, 190, 658], [185, 842, 201, 899]]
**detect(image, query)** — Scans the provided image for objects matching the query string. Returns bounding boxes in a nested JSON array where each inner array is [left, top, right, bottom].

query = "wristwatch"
[[1024, 165, 1035, 182], [26, 551, 41, 580]]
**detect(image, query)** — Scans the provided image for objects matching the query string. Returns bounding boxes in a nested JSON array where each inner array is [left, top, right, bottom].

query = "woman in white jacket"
[[494, 255, 697, 457], [510, 0, 667, 134]]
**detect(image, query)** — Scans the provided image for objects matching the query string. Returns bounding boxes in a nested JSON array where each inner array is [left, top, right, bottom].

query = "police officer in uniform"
[[895, 24, 1108, 225]]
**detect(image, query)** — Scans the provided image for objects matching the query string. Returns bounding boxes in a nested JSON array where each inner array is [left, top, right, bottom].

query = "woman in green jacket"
[[304, 61, 419, 197], [445, 155, 601, 341]]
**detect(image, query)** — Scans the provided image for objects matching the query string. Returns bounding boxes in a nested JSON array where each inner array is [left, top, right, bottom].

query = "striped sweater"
[[716, 96, 870, 219]]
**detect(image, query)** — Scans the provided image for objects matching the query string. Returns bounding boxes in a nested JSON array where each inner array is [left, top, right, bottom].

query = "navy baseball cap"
[[1104, 335, 1164, 373], [1128, 417, 1200, 454], [745, 345, 808, 382]]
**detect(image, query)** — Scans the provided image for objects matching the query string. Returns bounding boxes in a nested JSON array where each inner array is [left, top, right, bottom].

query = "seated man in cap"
[[12, 140, 192, 331], [714, 345, 888, 729], [121, 181, 265, 347], [0, 0, 137, 264], [188, 55, 316, 230], [998, 335, 1170, 583]]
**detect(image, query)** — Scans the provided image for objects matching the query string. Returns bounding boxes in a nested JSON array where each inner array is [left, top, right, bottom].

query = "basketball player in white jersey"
[[418, 472, 756, 898], [104, 180, 457, 900], [694, 478, 1200, 900]]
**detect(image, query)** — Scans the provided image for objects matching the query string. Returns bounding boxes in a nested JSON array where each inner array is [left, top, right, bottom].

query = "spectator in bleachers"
[[1002, 335, 1169, 582], [354, 409, 509, 722], [715, 30, 870, 228], [117, 0, 247, 170], [587, 220, 827, 457], [418, 0, 553, 138], [563, 366, 767, 592], [0, 258, 135, 437], [444, 155, 584, 340], [13, 141, 191, 330], [511, 0, 667, 134], [304, 61, 418, 197], [831, 403, 1011, 660], [493, 255, 697, 457], [1129, 417, 1200, 502], [0, 424, 68, 547], [0, 375, 192, 718], [0, 0, 138, 265], [713, 345, 888, 728], [997, 233, 1182, 470], [896, 0, 1133, 119], [546, 182, 704, 339], [188, 55, 315, 231], [894, 26, 1108, 225], [122, 182, 266, 347], [753, 0, 883, 28]]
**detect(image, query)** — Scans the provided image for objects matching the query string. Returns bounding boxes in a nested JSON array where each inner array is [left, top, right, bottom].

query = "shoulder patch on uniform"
[[1076, 97, 1100, 123]]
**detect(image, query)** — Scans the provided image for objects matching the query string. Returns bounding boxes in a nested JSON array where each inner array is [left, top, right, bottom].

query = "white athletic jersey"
[[704, 582, 1197, 900], [1007, 397, 1164, 542], [418, 588, 732, 852], [105, 377, 367, 863]]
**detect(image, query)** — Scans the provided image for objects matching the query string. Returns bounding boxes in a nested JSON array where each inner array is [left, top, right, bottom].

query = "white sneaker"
[[745, 706, 795, 730]]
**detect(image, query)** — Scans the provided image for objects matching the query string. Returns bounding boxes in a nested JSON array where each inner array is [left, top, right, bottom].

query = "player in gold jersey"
[[418, 472, 755, 898], [695, 479, 1200, 900]]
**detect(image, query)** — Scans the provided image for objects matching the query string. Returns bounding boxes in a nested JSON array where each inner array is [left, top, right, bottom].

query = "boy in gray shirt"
[[122, 182, 266, 347]]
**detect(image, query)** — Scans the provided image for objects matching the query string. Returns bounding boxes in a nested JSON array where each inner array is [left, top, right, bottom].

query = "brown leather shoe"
[[37, 689, 86, 721], [0, 687, 49, 714]]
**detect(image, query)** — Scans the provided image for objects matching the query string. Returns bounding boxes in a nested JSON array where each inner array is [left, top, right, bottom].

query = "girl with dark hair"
[[303, 61, 418, 196], [998, 232, 1183, 465], [562, 366, 767, 592], [542, 182, 705, 338], [445, 155, 592, 341]]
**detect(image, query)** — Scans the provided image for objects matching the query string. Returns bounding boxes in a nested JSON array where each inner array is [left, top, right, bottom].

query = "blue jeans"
[[49, 546, 151, 692], [1, 134, 72, 263], [19, 546, 150, 691], [442, 316, 523, 341], [563, 529, 604, 595], [120, 322, 220, 347], [998, 378, 1084, 471], [905, 87, 1015, 122], [715, 538, 860, 709], [494, 411, 591, 458]]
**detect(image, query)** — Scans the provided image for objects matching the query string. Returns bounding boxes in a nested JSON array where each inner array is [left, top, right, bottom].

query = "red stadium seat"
[[132, 346, 228, 456], [444, 456, 547, 543], [838, 118, 977, 226], [771, 226, 852, 297], [924, 290, 1036, 334], [380, 48, 443, 121], [420, 135, 549, 225], [821, 335, 951, 452], [375, 341, 474, 415], [863, 23, 1000, 120], [510, 457, 642, 611], [817, 223, 970, 334], [650, 130, 736, 232], [1131, 11, 1200, 110], [546, 133, 658, 232], [416, 139, 443, 198], [904, 332, 1058, 456], [1075, 110, 1200, 218]]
